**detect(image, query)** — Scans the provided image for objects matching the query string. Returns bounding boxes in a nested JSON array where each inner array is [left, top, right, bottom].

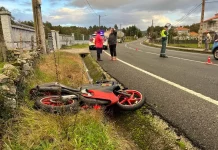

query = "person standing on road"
[[108, 28, 117, 60], [95, 30, 103, 61], [205, 31, 212, 51], [160, 26, 168, 58]]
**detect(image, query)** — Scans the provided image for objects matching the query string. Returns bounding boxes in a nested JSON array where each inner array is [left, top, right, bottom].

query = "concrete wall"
[[0, 10, 36, 50], [59, 34, 74, 47], [11, 25, 36, 50], [73, 40, 89, 45], [0, 10, 13, 49], [49, 31, 88, 50]]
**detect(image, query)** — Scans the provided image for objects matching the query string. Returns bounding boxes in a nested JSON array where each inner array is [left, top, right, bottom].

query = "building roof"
[[175, 27, 189, 31], [204, 13, 218, 22], [189, 32, 198, 36]]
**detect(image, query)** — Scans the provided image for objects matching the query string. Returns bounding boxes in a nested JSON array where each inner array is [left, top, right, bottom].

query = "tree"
[[20, 21, 34, 27], [114, 24, 118, 30], [183, 23, 199, 33], [0, 7, 8, 11]]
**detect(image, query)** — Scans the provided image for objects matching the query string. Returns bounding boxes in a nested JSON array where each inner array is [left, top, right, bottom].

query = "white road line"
[[104, 51, 218, 106], [125, 43, 218, 67]]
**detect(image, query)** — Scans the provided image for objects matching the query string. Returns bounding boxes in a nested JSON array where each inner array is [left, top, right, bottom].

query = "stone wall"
[[0, 50, 39, 110]]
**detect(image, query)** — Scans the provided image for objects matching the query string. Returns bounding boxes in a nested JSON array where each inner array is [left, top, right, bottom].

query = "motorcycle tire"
[[116, 90, 145, 111], [29, 88, 58, 101], [34, 95, 79, 113]]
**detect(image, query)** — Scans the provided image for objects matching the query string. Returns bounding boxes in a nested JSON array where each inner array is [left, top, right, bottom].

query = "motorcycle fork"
[[116, 91, 131, 97], [51, 95, 77, 101]]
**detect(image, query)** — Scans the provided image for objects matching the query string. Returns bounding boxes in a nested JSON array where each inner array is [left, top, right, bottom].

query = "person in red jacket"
[[95, 30, 103, 61]]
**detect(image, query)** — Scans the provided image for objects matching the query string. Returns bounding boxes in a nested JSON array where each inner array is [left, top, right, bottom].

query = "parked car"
[[89, 33, 108, 50], [212, 32, 218, 60]]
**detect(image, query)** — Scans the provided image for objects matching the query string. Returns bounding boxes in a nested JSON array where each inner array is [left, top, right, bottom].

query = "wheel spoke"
[[127, 100, 132, 105], [130, 92, 135, 99], [120, 97, 128, 104]]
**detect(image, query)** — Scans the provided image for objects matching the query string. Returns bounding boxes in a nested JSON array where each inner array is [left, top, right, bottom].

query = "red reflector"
[[93, 104, 101, 110]]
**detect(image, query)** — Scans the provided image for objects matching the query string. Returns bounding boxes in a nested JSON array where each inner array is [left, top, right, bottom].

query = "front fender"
[[212, 42, 218, 53]]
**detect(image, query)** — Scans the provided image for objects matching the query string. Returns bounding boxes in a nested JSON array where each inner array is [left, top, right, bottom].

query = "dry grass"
[[3, 107, 118, 150], [30, 51, 89, 88]]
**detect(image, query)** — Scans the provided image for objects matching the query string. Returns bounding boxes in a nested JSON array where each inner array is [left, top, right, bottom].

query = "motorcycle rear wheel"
[[35, 95, 79, 113], [117, 90, 145, 111]]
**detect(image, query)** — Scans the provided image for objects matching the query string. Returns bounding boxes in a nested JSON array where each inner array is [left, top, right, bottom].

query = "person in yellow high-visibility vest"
[[160, 26, 168, 58]]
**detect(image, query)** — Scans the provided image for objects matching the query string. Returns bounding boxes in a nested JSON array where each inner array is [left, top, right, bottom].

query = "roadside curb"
[[143, 41, 212, 54], [81, 59, 93, 84]]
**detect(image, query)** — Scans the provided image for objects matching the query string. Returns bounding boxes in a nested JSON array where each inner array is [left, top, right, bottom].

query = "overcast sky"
[[0, 0, 218, 30]]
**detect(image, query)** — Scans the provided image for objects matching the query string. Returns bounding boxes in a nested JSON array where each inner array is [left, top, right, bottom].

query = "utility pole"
[[32, 0, 46, 54], [151, 20, 154, 42], [98, 15, 107, 28], [151, 19, 154, 35], [120, 24, 122, 30], [99, 15, 100, 27], [198, 0, 205, 48]]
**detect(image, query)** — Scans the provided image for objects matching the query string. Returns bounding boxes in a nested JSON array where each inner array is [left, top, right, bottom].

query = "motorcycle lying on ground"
[[30, 80, 145, 113]]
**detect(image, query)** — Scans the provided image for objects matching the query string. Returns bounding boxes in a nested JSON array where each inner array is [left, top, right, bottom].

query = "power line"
[[84, 0, 98, 16], [206, 0, 218, 2], [100, 17, 115, 25], [82, 0, 98, 17], [177, 3, 201, 22], [175, 3, 202, 25], [176, 0, 218, 25]]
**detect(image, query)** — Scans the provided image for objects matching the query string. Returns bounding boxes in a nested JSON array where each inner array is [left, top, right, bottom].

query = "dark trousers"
[[96, 48, 102, 60], [160, 38, 167, 56], [109, 44, 117, 57]]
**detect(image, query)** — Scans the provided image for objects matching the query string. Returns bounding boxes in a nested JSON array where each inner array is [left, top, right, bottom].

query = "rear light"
[[104, 38, 107, 41], [89, 38, 93, 42]]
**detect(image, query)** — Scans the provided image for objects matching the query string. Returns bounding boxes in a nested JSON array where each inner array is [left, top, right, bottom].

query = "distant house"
[[203, 13, 218, 36], [189, 32, 198, 40], [174, 27, 190, 35], [174, 27, 190, 40]]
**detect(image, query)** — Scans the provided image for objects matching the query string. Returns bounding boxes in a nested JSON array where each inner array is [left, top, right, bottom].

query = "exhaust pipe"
[[37, 86, 60, 92]]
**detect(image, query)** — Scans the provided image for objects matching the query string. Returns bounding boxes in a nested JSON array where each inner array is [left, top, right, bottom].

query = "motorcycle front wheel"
[[117, 90, 145, 111], [35, 95, 79, 113]]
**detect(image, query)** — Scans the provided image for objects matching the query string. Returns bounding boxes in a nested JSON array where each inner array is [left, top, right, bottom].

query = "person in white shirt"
[[205, 32, 212, 51]]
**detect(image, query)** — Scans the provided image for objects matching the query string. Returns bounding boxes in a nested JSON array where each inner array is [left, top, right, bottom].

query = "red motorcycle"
[[30, 80, 145, 113]]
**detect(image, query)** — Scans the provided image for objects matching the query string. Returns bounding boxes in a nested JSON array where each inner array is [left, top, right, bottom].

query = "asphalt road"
[[90, 39, 218, 150]]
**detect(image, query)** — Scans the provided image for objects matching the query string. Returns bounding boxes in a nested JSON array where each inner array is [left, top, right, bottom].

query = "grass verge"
[[83, 54, 103, 82], [168, 43, 213, 49], [113, 108, 197, 150], [143, 41, 211, 54], [2, 51, 122, 150], [124, 36, 137, 42]]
